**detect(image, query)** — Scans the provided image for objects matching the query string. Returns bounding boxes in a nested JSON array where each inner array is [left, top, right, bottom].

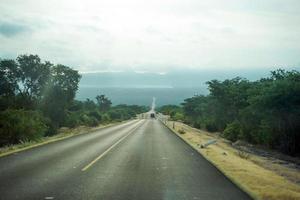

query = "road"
[[0, 119, 251, 200]]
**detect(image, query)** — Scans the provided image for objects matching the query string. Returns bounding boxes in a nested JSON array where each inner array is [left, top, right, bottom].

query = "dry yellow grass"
[[166, 121, 300, 200]]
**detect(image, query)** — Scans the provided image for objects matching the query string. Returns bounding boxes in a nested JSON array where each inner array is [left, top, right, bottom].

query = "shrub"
[[108, 110, 122, 121], [173, 112, 184, 121], [192, 121, 201, 129], [44, 117, 58, 136], [64, 112, 80, 128], [203, 119, 218, 132], [88, 110, 102, 121], [223, 121, 242, 142], [101, 113, 111, 123], [178, 129, 186, 134], [86, 117, 99, 127], [0, 109, 47, 146], [80, 114, 99, 127]]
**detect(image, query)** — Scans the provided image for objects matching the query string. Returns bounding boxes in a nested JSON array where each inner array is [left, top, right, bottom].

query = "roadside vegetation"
[[157, 105, 184, 121], [0, 54, 147, 148], [159, 69, 300, 157]]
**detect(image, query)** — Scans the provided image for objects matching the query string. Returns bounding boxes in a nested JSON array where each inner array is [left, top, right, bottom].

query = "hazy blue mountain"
[[79, 68, 276, 88], [76, 67, 299, 106]]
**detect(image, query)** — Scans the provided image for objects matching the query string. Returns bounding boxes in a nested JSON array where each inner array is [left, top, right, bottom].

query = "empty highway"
[[0, 119, 251, 200]]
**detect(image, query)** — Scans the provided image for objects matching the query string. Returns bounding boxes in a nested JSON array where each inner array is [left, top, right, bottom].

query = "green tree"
[[0, 59, 18, 97], [41, 64, 81, 130], [181, 69, 300, 156], [83, 98, 97, 110], [16, 55, 51, 108], [206, 77, 251, 130], [96, 95, 112, 112], [50, 64, 81, 101], [0, 59, 19, 110], [245, 70, 300, 154]]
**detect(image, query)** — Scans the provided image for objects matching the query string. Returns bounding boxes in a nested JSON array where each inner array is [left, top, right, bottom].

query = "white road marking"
[[81, 121, 143, 172]]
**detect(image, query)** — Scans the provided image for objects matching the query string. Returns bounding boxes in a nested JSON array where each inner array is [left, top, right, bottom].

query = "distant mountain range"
[[77, 67, 299, 106], [79, 68, 297, 88]]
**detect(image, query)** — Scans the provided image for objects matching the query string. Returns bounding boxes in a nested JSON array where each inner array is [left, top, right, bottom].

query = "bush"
[[204, 120, 218, 132], [44, 117, 58, 136], [101, 113, 111, 123], [254, 120, 274, 146], [192, 121, 201, 129], [0, 109, 47, 146], [108, 110, 122, 121], [64, 112, 80, 128], [173, 112, 184, 121], [178, 129, 186, 134], [88, 110, 102, 121], [86, 117, 99, 127], [223, 121, 242, 142], [80, 114, 99, 127]]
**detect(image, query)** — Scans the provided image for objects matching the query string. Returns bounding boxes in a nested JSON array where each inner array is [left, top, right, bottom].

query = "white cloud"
[[0, 0, 299, 72]]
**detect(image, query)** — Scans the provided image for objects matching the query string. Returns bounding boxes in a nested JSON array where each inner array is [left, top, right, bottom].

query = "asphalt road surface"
[[0, 119, 251, 200]]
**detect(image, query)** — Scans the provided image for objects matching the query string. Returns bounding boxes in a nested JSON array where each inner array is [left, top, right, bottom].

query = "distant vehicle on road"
[[150, 113, 155, 118]]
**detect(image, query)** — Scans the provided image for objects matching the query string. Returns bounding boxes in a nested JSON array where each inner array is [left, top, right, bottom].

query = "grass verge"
[[0, 121, 127, 158], [165, 121, 300, 200]]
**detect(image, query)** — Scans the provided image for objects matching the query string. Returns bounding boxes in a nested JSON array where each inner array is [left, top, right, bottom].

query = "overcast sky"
[[0, 0, 299, 73]]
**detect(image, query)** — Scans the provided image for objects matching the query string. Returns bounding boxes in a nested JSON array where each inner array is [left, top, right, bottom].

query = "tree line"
[[0, 55, 147, 147], [159, 69, 300, 156]]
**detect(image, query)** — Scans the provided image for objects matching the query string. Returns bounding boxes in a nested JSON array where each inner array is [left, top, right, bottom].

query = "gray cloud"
[[0, 21, 30, 37]]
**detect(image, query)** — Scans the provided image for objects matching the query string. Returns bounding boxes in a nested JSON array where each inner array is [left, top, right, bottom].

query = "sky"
[[0, 0, 300, 73]]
